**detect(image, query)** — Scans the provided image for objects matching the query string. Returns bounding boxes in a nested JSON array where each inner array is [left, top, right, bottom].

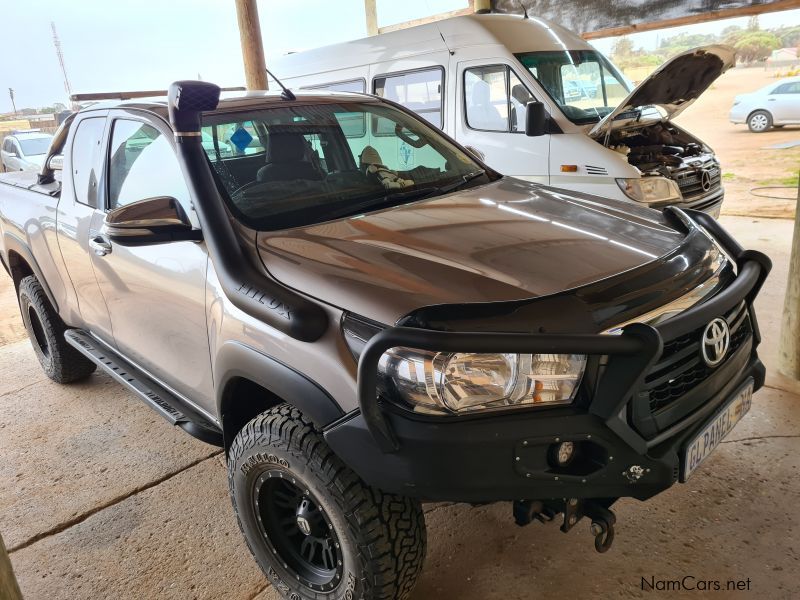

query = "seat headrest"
[[266, 132, 307, 163], [472, 79, 492, 106]]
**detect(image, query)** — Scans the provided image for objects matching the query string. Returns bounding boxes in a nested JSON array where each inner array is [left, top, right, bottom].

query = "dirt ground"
[[675, 67, 800, 220]]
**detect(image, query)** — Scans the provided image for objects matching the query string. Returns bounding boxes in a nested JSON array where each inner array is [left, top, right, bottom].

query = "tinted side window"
[[70, 117, 106, 207], [108, 120, 190, 210], [374, 69, 443, 130]]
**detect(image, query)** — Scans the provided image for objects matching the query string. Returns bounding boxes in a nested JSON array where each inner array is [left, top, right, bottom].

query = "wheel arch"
[[746, 108, 772, 122], [216, 341, 345, 452], [3, 233, 59, 311]]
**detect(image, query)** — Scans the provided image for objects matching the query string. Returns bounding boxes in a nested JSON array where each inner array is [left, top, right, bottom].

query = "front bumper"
[[324, 209, 770, 503]]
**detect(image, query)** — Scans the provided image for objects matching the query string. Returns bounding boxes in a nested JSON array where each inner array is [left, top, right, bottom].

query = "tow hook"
[[515, 497, 618, 553], [584, 503, 616, 553]]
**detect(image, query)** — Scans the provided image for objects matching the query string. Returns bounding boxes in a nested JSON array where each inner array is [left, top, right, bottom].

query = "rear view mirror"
[[525, 101, 547, 137], [46, 154, 64, 171], [102, 196, 202, 245]]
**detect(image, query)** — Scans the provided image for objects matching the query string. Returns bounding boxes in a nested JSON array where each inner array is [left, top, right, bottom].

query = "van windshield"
[[201, 101, 490, 231], [515, 50, 631, 125]]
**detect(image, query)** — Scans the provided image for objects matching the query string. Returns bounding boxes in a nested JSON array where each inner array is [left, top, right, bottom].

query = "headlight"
[[379, 349, 586, 415], [616, 176, 682, 205]]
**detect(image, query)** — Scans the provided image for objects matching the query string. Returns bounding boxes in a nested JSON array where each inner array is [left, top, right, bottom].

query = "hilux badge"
[[701, 318, 730, 367]]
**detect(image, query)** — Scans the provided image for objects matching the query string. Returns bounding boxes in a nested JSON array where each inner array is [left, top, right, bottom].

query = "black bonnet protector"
[[399, 221, 729, 335]]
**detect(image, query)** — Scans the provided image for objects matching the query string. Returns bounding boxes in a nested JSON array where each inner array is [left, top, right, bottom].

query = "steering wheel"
[[394, 124, 428, 149]]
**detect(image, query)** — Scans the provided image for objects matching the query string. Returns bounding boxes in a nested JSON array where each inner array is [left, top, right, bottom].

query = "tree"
[[611, 36, 635, 59], [734, 31, 781, 62], [747, 15, 760, 31]]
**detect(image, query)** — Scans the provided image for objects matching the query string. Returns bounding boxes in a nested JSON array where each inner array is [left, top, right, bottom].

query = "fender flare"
[[3, 232, 59, 312], [215, 341, 344, 434]]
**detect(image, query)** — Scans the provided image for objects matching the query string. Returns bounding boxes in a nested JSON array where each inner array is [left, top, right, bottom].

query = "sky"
[[1, 0, 798, 113]]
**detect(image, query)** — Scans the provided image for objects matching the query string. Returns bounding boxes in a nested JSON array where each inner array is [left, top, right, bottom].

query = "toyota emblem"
[[700, 169, 712, 191], [701, 318, 730, 367]]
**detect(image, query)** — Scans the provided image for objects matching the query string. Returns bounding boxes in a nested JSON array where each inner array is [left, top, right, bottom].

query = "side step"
[[65, 329, 223, 447]]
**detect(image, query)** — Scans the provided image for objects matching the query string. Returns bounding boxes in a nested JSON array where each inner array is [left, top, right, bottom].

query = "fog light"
[[551, 441, 576, 467]]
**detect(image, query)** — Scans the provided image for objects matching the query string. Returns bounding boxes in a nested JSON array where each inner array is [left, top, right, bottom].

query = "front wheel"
[[747, 110, 772, 133], [228, 405, 426, 600]]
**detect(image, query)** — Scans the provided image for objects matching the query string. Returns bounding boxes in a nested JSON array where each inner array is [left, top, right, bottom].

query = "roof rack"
[[70, 86, 246, 102]]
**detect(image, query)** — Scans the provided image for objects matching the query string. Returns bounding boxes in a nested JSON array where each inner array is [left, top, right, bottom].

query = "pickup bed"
[[0, 81, 771, 600]]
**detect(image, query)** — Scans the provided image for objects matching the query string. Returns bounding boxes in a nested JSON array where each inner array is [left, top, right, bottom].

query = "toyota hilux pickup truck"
[[0, 81, 770, 600]]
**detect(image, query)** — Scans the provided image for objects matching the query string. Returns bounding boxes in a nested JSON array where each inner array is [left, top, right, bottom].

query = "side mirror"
[[525, 101, 547, 137], [102, 196, 202, 246], [46, 154, 64, 171]]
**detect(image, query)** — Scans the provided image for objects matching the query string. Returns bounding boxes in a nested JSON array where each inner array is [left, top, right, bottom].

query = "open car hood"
[[589, 45, 735, 138]]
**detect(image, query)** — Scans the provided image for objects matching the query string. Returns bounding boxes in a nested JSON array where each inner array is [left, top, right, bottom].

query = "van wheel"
[[228, 405, 426, 600], [747, 110, 772, 133], [18, 275, 96, 383]]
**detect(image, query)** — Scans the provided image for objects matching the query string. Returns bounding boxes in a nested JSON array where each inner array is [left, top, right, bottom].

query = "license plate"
[[681, 379, 753, 481]]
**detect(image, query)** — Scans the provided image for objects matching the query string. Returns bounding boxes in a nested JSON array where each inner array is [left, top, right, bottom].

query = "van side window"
[[307, 79, 365, 94], [373, 69, 443, 130], [465, 66, 533, 133], [107, 120, 190, 210], [70, 117, 107, 207]]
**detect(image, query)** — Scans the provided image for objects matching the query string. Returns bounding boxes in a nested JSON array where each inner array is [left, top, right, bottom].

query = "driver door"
[[454, 56, 549, 183], [90, 111, 214, 411]]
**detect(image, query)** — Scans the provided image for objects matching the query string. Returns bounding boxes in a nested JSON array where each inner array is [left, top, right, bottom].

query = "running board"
[[64, 329, 223, 446]]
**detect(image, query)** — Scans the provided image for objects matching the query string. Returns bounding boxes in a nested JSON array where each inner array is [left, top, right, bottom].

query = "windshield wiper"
[[436, 170, 486, 195], [322, 170, 487, 221]]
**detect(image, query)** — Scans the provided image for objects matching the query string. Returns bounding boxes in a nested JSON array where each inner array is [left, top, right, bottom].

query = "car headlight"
[[616, 176, 682, 205], [378, 349, 586, 415]]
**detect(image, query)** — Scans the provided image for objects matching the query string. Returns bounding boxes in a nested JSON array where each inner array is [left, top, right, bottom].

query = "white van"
[[273, 13, 734, 216]]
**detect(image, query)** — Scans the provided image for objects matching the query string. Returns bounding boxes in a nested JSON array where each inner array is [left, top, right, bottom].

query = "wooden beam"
[[1, 533, 23, 600], [779, 176, 800, 380], [365, 0, 378, 36], [234, 0, 268, 90], [581, 0, 800, 40], [378, 5, 474, 35]]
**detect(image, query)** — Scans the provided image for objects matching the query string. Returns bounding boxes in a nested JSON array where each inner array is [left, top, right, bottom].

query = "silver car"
[[729, 76, 800, 132], [1, 131, 54, 171]]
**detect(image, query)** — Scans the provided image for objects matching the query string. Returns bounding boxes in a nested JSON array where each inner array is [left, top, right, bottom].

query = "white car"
[[1, 131, 54, 172], [730, 76, 800, 132]]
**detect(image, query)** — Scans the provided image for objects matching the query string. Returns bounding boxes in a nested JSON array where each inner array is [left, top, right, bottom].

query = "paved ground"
[[1, 214, 799, 600]]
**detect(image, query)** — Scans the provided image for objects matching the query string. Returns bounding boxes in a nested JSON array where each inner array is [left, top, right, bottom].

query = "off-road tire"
[[18, 275, 96, 383], [228, 405, 427, 600], [747, 110, 772, 133]]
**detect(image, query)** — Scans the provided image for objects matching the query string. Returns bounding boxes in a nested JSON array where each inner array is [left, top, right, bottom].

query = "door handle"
[[89, 234, 112, 257]]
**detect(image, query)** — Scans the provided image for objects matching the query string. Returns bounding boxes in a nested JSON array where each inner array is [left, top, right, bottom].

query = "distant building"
[[767, 47, 799, 64]]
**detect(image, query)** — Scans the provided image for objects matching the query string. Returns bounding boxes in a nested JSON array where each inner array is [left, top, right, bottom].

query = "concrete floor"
[[2, 215, 799, 599]]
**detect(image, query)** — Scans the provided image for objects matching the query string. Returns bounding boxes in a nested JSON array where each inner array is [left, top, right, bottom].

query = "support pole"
[[778, 173, 800, 380], [1, 533, 23, 600], [234, 0, 268, 90], [364, 0, 378, 36]]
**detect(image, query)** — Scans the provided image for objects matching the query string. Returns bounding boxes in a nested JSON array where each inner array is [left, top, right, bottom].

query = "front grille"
[[642, 301, 752, 413], [675, 163, 722, 200]]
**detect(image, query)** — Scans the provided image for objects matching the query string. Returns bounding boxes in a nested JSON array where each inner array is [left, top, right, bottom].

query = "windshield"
[[18, 137, 52, 156], [201, 101, 489, 230], [515, 50, 631, 125]]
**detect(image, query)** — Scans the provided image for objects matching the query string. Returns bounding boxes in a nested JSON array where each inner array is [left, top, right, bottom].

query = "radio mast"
[[51, 22, 75, 108]]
